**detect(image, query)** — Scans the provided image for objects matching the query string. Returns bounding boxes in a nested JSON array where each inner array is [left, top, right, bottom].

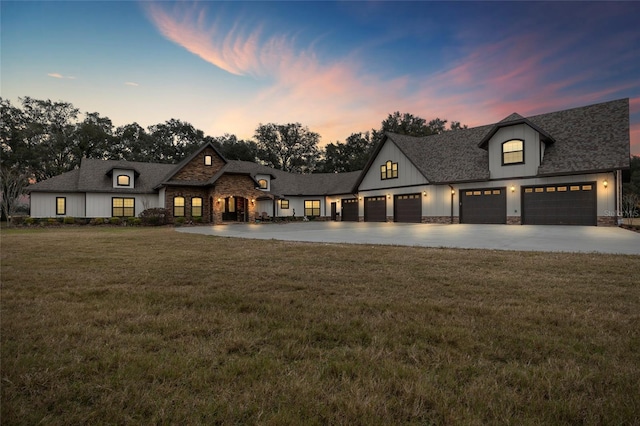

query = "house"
[[28, 98, 630, 226]]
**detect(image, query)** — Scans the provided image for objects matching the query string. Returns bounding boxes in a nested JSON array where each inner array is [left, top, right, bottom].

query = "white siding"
[[488, 124, 541, 179], [30, 193, 86, 218], [359, 140, 428, 191], [85, 193, 161, 218]]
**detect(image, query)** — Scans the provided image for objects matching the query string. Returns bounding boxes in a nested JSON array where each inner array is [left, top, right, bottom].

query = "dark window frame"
[[192, 197, 203, 217], [116, 174, 131, 186], [56, 197, 66, 215], [502, 139, 525, 165], [112, 197, 135, 217], [304, 200, 321, 217], [174, 196, 185, 217], [281, 199, 289, 209], [381, 160, 398, 180]]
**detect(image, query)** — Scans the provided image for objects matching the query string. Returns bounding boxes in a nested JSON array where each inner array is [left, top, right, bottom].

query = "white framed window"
[[502, 140, 524, 165]]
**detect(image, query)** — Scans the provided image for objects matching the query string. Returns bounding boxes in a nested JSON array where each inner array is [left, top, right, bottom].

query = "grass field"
[[2, 227, 639, 425]]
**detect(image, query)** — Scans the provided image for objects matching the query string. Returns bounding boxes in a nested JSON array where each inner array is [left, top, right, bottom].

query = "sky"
[[2, 1, 640, 155]]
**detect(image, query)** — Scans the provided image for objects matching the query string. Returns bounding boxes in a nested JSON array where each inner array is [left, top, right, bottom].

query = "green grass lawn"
[[2, 227, 639, 425]]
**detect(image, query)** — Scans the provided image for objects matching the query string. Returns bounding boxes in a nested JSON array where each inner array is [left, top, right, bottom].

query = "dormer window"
[[258, 179, 268, 189], [502, 140, 524, 165], [204, 155, 213, 166], [117, 175, 130, 186]]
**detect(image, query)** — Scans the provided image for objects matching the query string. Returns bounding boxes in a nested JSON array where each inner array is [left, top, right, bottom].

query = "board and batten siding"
[[359, 140, 428, 191], [30, 193, 86, 218], [487, 124, 542, 179], [85, 193, 162, 218]]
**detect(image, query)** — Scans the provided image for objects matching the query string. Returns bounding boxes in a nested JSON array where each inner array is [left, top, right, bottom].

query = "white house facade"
[[28, 99, 630, 226]]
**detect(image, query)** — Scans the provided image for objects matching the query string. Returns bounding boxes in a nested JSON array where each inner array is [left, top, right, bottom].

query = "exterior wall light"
[[603, 180, 608, 188], [251, 199, 255, 204], [217, 198, 221, 203], [423, 191, 427, 197], [511, 186, 515, 192], [358, 196, 362, 200], [387, 194, 391, 199], [451, 189, 455, 195]]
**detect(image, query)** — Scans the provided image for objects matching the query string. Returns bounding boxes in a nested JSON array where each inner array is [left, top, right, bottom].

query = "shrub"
[[109, 217, 122, 225], [10, 215, 27, 226], [48, 218, 59, 225], [193, 216, 203, 223], [75, 218, 89, 225], [63, 216, 75, 225], [139, 208, 170, 226], [24, 217, 35, 225], [175, 217, 186, 226]]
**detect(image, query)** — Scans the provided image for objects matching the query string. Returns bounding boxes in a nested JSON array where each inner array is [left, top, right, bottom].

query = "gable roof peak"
[[499, 112, 525, 123]]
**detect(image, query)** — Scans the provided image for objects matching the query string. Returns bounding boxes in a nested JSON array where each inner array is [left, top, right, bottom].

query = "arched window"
[[117, 175, 130, 186], [258, 179, 268, 189], [174, 196, 185, 217], [502, 140, 524, 165], [204, 155, 213, 166], [380, 160, 398, 180], [192, 197, 203, 217]]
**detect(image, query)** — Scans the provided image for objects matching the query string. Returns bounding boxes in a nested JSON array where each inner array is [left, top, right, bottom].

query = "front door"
[[331, 202, 337, 221]]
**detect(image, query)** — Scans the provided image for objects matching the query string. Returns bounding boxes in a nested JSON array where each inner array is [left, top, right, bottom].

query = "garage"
[[394, 193, 422, 223], [364, 196, 387, 222], [341, 198, 359, 221], [522, 182, 596, 226], [460, 188, 506, 224]]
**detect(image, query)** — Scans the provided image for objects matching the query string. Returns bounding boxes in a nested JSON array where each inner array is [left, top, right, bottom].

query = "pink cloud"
[[145, 2, 638, 153]]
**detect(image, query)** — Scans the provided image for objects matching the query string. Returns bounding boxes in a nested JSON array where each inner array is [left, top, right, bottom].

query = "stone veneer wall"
[[421, 216, 459, 224], [164, 187, 210, 223], [172, 147, 225, 181], [597, 216, 618, 226], [507, 216, 521, 225], [212, 174, 268, 224]]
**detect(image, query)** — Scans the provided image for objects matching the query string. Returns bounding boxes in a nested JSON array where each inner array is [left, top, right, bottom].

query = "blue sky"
[[2, 1, 639, 155]]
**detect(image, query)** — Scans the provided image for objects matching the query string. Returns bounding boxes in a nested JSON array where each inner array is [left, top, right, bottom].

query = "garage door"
[[522, 183, 596, 226], [394, 193, 421, 223], [341, 198, 359, 221], [364, 196, 387, 222], [460, 188, 506, 224]]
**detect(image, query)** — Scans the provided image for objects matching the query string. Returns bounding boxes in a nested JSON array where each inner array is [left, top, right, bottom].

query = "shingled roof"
[[375, 98, 629, 185], [29, 157, 361, 197]]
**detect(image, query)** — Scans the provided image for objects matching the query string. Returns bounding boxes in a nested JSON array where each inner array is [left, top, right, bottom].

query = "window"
[[502, 140, 524, 165], [304, 200, 320, 217], [281, 199, 289, 209], [204, 155, 213, 166], [117, 175, 130, 186], [112, 197, 135, 217], [56, 197, 66, 215], [192, 197, 203, 217], [258, 179, 268, 189], [380, 160, 398, 180], [174, 196, 185, 217]]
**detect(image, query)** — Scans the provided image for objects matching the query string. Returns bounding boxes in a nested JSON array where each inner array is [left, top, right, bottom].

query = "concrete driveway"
[[177, 222, 640, 255]]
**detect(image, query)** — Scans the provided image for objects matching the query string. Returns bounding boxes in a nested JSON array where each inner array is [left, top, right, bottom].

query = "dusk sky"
[[2, 1, 639, 155]]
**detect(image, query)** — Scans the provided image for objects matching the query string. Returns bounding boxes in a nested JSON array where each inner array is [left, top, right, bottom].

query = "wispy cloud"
[[48, 73, 76, 80], [144, 2, 639, 151], [125, 82, 139, 87]]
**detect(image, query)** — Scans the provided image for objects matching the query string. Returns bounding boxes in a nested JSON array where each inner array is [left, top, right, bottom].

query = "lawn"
[[1, 227, 639, 425]]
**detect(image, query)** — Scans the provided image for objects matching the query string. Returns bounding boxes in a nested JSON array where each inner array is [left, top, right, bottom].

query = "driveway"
[[177, 222, 640, 255]]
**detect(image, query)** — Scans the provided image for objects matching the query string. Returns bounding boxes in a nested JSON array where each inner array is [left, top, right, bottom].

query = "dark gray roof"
[[378, 98, 629, 184], [29, 157, 361, 196]]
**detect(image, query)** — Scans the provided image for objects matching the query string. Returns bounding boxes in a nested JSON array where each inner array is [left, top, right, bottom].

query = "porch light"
[[423, 191, 427, 197], [603, 180, 608, 188], [217, 198, 221, 203], [251, 199, 255, 204], [451, 189, 455, 195], [358, 196, 362, 200], [387, 194, 391, 199], [510, 186, 515, 192]]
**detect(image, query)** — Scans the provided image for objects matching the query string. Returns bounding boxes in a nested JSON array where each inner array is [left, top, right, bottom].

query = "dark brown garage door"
[[341, 198, 359, 221], [394, 193, 421, 223], [364, 196, 387, 222], [460, 188, 506, 224], [522, 183, 596, 226]]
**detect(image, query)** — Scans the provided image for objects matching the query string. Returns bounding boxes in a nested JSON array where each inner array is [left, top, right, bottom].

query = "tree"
[[371, 112, 467, 147], [147, 119, 206, 163], [213, 134, 258, 162], [254, 123, 320, 173], [318, 132, 374, 173], [114, 122, 156, 162], [0, 166, 30, 223], [71, 112, 114, 163]]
